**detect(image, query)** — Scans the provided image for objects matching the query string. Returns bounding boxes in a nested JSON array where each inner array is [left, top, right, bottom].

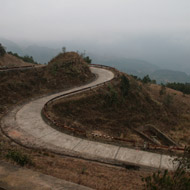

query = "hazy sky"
[[0, 0, 190, 70]]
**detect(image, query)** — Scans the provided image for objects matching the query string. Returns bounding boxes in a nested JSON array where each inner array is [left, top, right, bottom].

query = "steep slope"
[[0, 52, 94, 114], [0, 53, 34, 67], [46, 73, 190, 147], [0, 53, 149, 190]]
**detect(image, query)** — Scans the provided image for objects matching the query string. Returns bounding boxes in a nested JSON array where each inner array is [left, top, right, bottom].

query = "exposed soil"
[[147, 84, 190, 146]]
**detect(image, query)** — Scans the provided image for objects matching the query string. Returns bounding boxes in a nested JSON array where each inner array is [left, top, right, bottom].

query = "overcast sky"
[[0, 0, 190, 70]]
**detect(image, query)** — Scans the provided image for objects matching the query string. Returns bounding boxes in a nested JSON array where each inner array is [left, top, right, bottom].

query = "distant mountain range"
[[94, 57, 159, 78], [0, 38, 60, 64], [150, 69, 190, 84], [1, 37, 190, 84], [91, 56, 190, 84]]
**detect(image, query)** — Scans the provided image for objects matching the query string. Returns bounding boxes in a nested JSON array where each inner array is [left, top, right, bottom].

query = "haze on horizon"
[[0, 0, 190, 72]]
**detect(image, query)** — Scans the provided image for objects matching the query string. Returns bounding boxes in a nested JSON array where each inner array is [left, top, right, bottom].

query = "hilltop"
[[0, 55, 149, 190], [0, 52, 150, 190]]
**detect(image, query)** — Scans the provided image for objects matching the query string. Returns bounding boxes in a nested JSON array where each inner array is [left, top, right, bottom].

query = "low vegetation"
[[131, 74, 156, 84], [1, 50, 190, 189], [83, 56, 92, 64], [166, 82, 190, 95], [0, 43, 6, 57], [46, 72, 190, 147], [0, 132, 148, 190], [8, 51, 38, 64], [1, 51, 149, 190], [142, 147, 190, 190]]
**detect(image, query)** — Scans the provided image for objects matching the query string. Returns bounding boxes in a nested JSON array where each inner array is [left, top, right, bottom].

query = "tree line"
[[166, 82, 190, 95], [8, 51, 38, 64]]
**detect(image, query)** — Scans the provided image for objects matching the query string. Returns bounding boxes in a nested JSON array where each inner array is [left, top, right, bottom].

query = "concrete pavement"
[[1, 66, 176, 170]]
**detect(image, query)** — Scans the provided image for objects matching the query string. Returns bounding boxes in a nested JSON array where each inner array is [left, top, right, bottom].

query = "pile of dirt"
[[0, 52, 94, 114], [45, 52, 93, 88], [47, 74, 190, 147], [0, 53, 34, 67]]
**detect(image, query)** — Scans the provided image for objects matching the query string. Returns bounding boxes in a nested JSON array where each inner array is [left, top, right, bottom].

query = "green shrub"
[[160, 84, 166, 96], [0, 43, 6, 57], [166, 82, 190, 95], [8, 51, 38, 64], [83, 56, 92, 64], [163, 94, 173, 107], [142, 147, 190, 190], [142, 75, 151, 83], [105, 85, 118, 106], [120, 75, 130, 97], [6, 150, 32, 166]]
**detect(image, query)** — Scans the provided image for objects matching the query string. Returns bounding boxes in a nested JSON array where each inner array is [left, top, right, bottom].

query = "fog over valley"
[[1, 0, 190, 83]]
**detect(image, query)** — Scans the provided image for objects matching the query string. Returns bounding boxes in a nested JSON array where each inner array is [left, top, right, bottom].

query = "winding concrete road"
[[1, 67, 175, 170]]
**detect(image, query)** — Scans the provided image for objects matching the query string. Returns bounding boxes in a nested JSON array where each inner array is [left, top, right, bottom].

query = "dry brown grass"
[[47, 76, 190, 147], [0, 52, 94, 114], [0, 54, 34, 67], [0, 128, 149, 190], [148, 84, 190, 146], [0, 53, 151, 189]]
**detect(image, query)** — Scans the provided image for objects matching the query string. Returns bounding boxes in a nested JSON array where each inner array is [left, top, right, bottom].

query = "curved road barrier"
[[0, 66, 176, 170]]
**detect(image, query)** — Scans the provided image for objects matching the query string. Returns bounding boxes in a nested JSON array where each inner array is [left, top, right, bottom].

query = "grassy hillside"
[[0, 52, 94, 114], [0, 52, 149, 190], [0, 53, 34, 67], [46, 72, 190, 147]]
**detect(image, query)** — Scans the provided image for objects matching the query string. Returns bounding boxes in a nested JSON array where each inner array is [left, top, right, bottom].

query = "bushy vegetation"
[[0, 43, 6, 57], [83, 56, 92, 64], [6, 150, 32, 166], [120, 75, 130, 97], [0, 52, 93, 115], [166, 82, 190, 95], [78, 50, 92, 64], [105, 75, 130, 106], [142, 147, 190, 190], [131, 74, 156, 84], [159, 84, 166, 96], [8, 51, 38, 64], [105, 85, 119, 106]]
